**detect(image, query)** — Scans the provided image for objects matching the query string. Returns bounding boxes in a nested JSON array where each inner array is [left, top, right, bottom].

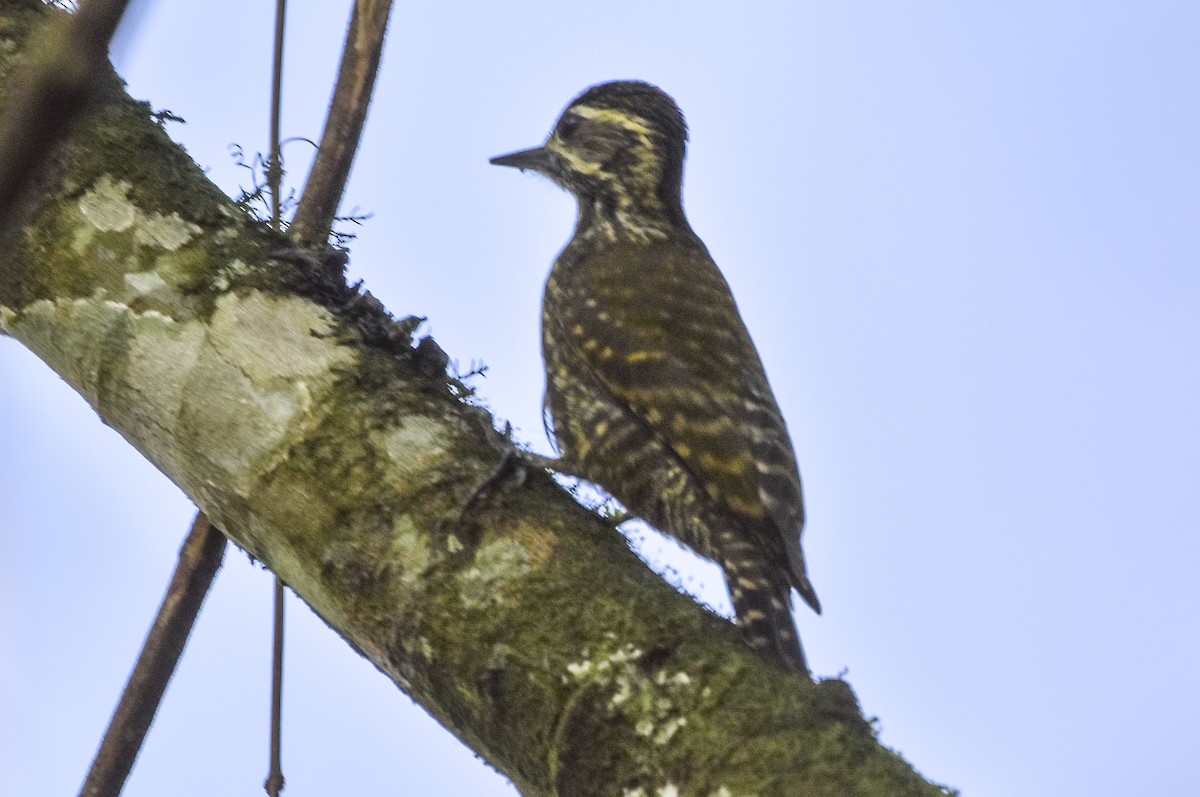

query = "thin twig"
[[261, 6, 394, 789], [265, 2, 288, 796], [267, 0, 286, 236], [78, 514, 227, 797], [288, 0, 394, 246], [265, 578, 286, 797]]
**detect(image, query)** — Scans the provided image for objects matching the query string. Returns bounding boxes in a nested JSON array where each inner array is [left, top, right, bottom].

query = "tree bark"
[[0, 3, 950, 795]]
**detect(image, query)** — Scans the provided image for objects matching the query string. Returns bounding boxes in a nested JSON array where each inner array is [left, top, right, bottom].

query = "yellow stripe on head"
[[571, 104, 655, 137]]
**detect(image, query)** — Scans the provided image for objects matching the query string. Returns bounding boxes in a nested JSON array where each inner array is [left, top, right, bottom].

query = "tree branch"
[[0, 4, 949, 795]]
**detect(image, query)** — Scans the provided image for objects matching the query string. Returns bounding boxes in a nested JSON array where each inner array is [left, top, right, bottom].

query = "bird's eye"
[[557, 114, 583, 141]]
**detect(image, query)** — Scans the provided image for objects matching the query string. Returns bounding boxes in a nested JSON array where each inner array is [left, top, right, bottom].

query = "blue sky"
[[3, 2, 1199, 795]]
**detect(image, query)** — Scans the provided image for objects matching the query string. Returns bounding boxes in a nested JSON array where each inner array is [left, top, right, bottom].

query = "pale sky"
[[3, 2, 1199, 795]]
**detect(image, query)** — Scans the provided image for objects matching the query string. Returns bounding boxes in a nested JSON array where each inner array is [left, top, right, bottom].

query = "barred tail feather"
[[792, 567, 822, 616], [718, 530, 809, 675]]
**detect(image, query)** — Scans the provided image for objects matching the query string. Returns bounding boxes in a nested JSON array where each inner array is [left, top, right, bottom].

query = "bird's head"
[[491, 80, 690, 240]]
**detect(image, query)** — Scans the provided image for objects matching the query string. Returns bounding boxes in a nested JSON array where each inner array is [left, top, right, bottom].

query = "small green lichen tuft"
[[457, 539, 532, 610], [212, 258, 253, 292], [391, 518, 431, 592]]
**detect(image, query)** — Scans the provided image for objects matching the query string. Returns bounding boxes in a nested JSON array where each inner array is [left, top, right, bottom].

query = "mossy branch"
[[0, 4, 951, 795]]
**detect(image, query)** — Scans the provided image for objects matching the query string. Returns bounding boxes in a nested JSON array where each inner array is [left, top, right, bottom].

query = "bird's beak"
[[489, 146, 552, 174]]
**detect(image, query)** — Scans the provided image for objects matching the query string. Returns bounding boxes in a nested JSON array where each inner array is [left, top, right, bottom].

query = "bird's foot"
[[461, 445, 559, 517]]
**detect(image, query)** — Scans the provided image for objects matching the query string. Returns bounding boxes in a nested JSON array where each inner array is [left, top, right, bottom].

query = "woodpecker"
[[491, 81, 819, 674]]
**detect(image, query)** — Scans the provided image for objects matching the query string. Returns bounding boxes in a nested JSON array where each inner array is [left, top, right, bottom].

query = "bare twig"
[[267, 0, 287, 236], [265, 578, 286, 797], [0, 0, 131, 253], [78, 514, 227, 797], [262, 5, 394, 790], [288, 0, 394, 246], [265, 3, 288, 795]]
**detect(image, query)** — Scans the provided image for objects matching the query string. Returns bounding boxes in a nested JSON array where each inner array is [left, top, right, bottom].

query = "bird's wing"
[[552, 240, 805, 542]]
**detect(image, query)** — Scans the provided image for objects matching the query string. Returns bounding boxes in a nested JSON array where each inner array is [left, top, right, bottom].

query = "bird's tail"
[[717, 529, 809, 675]]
